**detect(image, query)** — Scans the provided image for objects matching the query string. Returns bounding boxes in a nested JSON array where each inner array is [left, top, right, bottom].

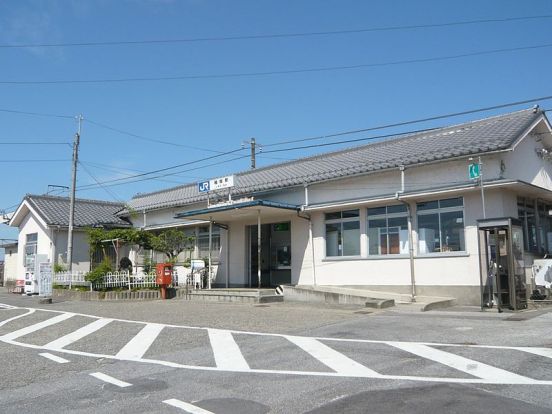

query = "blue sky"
[[1, 0, 552, 257]]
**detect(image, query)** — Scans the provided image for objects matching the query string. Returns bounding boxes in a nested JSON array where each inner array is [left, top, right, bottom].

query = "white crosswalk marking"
[[388, 342, 534, 383], [207, 329, 249, 371], [285, 335, 380, 377], [517, 346, 552, 359], [44, 318, 113, 350], [163, 399, 215, 413], [1, 313, 74, 341], [89, 372, 132, 388], [116, 323, 165, 359], [39, 352, 70, 364]]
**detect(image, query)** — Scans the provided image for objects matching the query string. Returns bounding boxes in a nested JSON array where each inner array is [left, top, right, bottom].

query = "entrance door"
[[248, 222, 291, 287], [478, 218, 527, 311]]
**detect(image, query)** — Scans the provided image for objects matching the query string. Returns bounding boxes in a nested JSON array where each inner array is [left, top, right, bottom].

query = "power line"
[[1, 14, 551, 48], [78, 161, 124, 203], [0, 159, 70, 162], [2, 42, 552, 85], [0, 108, 75, 119], [76, 154, 250, 192], [263, 96, 552, 148], [75, 148, 246, 190], [80, 161, 202, 185], [85, 118, 224, 153], [0, 142, 69, 145]]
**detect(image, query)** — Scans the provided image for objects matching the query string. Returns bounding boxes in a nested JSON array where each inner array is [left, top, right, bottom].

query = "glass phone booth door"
[[478, 218, 527, 311]]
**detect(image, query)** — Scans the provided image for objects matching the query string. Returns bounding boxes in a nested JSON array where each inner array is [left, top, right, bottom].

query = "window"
[[367, 205, 408, 255], [417, 197, 465, 253], [325, 210, 360, 257], [24, 233, 38, 270], [198, 226, 221, 261], [518, 197, 538, 252]]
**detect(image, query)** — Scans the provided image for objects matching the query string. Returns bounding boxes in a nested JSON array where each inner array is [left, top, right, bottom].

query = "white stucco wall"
[[3, 246, 18, 282]]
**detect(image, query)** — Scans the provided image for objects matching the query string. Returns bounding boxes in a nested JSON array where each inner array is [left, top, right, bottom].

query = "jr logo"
[[198, 181, 210, 193]]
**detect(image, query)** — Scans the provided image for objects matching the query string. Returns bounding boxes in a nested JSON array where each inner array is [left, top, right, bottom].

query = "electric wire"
[[2, 42, 552, 85], [75, 149, 247, 190], [0, 108, 75, 119], [262, 95, 552, 147], [1, 14, 551, 48], [85, 118, 225, 153], [78, 161, 125, 203], [76, 154, 250, 192]]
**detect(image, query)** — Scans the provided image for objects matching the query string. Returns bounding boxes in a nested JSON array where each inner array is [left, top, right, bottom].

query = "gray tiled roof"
[[26, 195, 129, 228], [126, 108, 543, 213]]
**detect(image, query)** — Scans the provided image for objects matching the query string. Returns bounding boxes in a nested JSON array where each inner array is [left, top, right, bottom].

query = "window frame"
[[367, 204, 409, 256], [324, 209, 361, 258], [416, 197, 465, 254]]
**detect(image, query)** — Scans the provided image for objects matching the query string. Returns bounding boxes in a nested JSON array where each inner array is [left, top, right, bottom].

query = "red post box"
[[156, 263, 173, 299]]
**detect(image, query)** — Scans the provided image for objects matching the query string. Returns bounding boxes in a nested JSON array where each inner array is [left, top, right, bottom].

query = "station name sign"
[[198, 175, 235, 193]]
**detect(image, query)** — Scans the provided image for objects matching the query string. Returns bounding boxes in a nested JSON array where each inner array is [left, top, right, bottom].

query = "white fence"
[[93, 271, 160, 290], [53, 271, 91, 290], [53, 268, 209, 291]]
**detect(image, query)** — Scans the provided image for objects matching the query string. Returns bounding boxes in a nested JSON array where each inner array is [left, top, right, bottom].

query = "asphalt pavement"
[[1, 290, 552, 413]]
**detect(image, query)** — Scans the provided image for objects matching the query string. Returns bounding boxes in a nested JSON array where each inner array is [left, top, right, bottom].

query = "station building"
[[118, 108, 552, 306]]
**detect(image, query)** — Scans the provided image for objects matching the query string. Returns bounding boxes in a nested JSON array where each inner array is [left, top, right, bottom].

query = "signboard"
[[198, 175, 235, 193], [38, 262, 52, 297], [198, 181, 210, 193], [468, 163, 480, 180]]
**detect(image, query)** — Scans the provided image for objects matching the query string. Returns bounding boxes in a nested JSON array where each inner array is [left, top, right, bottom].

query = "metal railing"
[[53, 271, 91, 290]]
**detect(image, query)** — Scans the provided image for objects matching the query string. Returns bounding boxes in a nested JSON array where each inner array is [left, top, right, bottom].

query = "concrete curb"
[[420, 298, 457, 311], [52, 288, 188, 301]]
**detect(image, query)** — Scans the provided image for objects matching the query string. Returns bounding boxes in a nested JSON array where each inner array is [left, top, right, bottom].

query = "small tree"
[[150, 229, 195, 263]]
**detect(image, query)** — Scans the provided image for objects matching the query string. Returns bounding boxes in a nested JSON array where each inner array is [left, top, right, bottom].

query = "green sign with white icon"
[[468, 163, 480, 179]]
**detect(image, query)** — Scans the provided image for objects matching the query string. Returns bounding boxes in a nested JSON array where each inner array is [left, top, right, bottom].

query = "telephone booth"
[[478, 218, 527, 311]]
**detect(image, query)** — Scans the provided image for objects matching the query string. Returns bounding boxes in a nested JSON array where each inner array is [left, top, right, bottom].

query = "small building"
[[8, 195, 130, 287], [119, 107, 552, 307], [1, 242, 18, 288]]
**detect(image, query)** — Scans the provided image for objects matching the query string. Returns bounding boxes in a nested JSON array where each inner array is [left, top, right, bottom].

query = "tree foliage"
[[86, 227, 195, 263], [149, 228, 195, 262]]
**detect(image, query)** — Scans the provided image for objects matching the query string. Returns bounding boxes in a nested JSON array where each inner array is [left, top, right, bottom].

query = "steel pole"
[[257, 209, 261, 288], [66, 115, 82, 272]]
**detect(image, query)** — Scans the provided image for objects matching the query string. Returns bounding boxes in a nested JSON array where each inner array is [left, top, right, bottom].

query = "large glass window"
[[417, 197, 465, 253], [24, 233, 38, 270], [367, 205, 408, 255], [325, 210, 360, 257], [518, 197, 538, 252]]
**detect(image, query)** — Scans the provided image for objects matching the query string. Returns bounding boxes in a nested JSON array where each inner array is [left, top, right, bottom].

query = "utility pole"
[[250, 137, 256, 169], [67, 115, 83, 272]]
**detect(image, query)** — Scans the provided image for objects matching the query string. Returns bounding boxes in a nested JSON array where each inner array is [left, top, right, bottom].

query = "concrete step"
[[187, 289, 283, 304]]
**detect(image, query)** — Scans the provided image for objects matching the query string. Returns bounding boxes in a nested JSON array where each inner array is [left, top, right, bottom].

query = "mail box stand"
[[156, 263, 173, 299]]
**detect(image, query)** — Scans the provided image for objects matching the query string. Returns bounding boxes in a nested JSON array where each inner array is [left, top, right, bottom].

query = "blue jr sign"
[[198, 181, 210, 193]]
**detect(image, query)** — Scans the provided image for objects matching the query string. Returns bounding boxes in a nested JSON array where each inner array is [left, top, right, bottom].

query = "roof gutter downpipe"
[[395, 165, 416, 303], [303, 184, 317, 287]]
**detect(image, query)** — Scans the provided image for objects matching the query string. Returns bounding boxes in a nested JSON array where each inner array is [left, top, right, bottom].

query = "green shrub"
[[53, 263, 66, 273], [85, 258, 113, 283]]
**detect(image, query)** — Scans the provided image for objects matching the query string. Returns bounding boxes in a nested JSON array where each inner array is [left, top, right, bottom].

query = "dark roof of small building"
[[24, 195, 129, 228], [125, 107, 545, 213]]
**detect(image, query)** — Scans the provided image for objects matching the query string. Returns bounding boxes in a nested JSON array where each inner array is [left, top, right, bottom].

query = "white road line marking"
[[207, 329, 249, 371], [44, 318, 113, 350], [163, 399, 215, 413], [0, 308, 35, 328], [388, 342, 534, 383], [39, 352, 70, 364], [285, 335, 380, 377], [89, 372, 132, 388], [115, 323, 164, 359], [0, 313, 74, 341], [518, 347, 552, 359]]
